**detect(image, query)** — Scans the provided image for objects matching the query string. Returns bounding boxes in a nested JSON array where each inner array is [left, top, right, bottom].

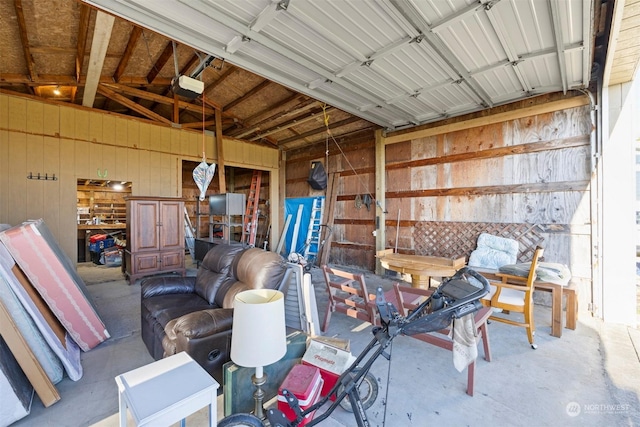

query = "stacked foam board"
[[0, 219, 109, 424]]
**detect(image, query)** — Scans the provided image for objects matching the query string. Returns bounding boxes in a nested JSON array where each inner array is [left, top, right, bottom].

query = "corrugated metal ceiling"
[[84, 0, 593, 130]]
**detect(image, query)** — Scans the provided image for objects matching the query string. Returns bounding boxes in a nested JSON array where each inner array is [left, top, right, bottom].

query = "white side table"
[[115, 352, 219, 427]]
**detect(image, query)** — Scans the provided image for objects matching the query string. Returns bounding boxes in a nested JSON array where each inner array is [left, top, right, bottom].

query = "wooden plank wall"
[[0, 92, 279, 263], [285, 93, 593, 299]]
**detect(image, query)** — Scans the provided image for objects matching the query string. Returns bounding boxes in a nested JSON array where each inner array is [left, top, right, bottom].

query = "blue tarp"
[[284, 196, 324, 257]]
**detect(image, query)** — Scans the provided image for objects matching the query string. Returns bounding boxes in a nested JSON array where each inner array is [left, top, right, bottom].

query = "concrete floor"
[[11, 260, 640, 427]]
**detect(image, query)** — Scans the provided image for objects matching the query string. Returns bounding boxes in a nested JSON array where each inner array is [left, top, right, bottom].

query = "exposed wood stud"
[[146, 41, 173, 83], [14, 0, 37, 89], [215, 107, 226, 192], [113, 27, 142, 83], [83, 11, 115, 107], [76, 4, 91, 84], [97, 85, 171, 124], [223, 80, 271, 112]]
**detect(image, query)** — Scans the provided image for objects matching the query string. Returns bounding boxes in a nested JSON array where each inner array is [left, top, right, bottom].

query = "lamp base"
[[251, 372, 268, 421]]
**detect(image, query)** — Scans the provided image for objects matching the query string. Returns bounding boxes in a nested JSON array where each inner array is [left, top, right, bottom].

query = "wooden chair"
[[481, 247, 544, 349], [391, 282, 492, 396], [320, 265, 378, 332]]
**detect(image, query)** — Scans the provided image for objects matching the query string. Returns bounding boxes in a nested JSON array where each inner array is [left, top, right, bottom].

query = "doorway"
[[76, 179, 131, 262]]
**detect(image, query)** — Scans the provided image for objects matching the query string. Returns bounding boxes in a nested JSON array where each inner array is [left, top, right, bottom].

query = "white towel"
[[450, 314, 478, 372]]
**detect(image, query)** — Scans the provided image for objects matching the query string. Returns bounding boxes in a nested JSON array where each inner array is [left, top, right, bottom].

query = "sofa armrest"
[[168, 308, 234, 339], [141, 276, 197, 299]]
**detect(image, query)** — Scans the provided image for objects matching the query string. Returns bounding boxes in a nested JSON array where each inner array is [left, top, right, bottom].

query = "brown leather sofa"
[[140, 243, 288, 384]]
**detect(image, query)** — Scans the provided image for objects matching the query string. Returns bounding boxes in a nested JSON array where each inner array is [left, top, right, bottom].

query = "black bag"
[[307, 161, 327, 190]]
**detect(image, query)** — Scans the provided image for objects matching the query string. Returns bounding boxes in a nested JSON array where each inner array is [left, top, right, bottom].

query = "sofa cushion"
[[214, 248, 286, 307], [142, 294, 212, 327], [468, 233, 519, 269], [195, 244, 246, 304]]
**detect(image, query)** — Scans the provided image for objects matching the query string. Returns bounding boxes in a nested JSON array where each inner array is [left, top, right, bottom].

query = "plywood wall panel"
[[387, 139, 412, 162], [159, 126, 171, 153], [74, 140, 90, 179], [513, 191, 588, 224], [170, 129, 181, 154], [8, 132, 27, 223], [115, 117, 128, 147], [114, 145, 128, 181], [412, 196, 437, 220], [180, 132, 192, 157], [410, 136, 437, 159], [127, 120, 139, 149], [0, 95, 8, 129], [59, 107, 75, 139], [26, 100, 44, 135], [42, 104, 59, 137], [138, 123, 150, 151], [8, 97, 27, 133], [409, 165, 436, 190], [126, 148, 140, 195], [25, 134, 44, 221], [102, 114, 116, 145], [89, 143, 103, 180], [43, 136, 60, 231], [102, 144, 116, 180], [74, 110, 89, 142], [0, 131, 8, 220], [88, 112, 103, 143], [137, 150, 150, 195]]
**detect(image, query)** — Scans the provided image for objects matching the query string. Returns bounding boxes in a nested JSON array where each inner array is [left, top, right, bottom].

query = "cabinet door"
[[131, 201, 160, 251], [132, 253, 160, 274], [159, 201, 184, 251], [160, 250, 184, 271]]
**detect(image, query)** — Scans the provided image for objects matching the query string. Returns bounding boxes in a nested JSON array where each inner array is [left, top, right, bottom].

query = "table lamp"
[[230, 289, 287, 420]]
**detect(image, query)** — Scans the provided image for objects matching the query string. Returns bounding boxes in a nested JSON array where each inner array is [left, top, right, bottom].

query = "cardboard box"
[[278, 364, 323, 426], [301, 339, 355, 400]]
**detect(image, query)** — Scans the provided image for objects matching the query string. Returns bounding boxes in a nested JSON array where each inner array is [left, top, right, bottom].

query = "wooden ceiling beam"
[[0, 74, 171, 86], [14, 0, 36, 94], [97, 85, 171, 124], [203, 64, 237, 92], [76, 4, 91, 84], [250, 107, 335, 141], [83, 11, 115, 107], [278, 117, 363, 145], [231, 97, 317, 138], [113, 26, 142, 83], [100, 83, 216, 115], [223, 79, 271, 111], [146, 41, 173, 83]]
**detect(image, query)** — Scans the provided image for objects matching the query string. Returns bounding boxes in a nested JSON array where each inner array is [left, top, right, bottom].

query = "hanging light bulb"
[[53, 86, 61, 96]]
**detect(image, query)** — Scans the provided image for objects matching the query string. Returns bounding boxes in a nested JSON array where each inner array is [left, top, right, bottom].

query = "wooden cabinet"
[[125, 197, 185, 284]]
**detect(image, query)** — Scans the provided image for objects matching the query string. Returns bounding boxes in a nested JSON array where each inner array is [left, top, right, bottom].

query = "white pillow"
[[468, 233, 519, 269]]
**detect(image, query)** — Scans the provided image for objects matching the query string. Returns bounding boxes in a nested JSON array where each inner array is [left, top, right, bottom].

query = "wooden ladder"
[[242, 170, 262, 246]]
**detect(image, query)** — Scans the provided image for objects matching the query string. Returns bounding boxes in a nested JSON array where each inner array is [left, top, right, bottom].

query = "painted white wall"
[[601, 80, 639, 326]]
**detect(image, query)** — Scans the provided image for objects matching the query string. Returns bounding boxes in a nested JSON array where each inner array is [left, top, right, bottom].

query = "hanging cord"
[[322, 106, 378, 208], [202, 92, 207, 162]]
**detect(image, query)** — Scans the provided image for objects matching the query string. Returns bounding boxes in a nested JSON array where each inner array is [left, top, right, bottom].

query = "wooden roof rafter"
[[146, 41, 173, 84], [100, 83, 216, 115], [76, 4, 91, 84], [97, 84, 171, 124], [229, 97, 319, 138], [113, 26, 142, 83], [250, 106, 336, 141], [223, 79, 271, 112], [13, 0, 36, 93]]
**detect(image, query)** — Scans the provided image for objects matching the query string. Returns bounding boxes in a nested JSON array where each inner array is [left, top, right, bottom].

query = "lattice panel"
[[413, 221, 545, 263]]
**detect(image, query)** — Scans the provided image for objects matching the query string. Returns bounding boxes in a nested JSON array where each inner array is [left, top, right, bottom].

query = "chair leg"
[[478, 322, 492, 362], [321, 305, 333, 333], [525, 305, 536, 349], [466, 360, 475, 396]]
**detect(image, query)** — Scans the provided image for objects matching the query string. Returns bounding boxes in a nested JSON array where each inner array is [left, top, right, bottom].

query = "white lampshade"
[[230, 289, 287, 369]]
